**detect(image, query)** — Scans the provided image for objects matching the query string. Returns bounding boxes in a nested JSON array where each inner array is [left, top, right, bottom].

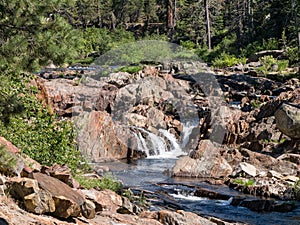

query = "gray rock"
[[232, 162, 257, 177], [159, 210, 215, 225], [81, 199, 96, 219], [275, 103, 300, 139]]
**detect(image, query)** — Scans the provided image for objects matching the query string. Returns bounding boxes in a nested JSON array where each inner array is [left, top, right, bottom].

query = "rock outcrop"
[[172, 140, 233, 178], [275, 103, 300, 139]]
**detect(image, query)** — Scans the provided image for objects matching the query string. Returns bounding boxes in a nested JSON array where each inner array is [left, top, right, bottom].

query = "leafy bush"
[[294, 180, 300, 200], [212, 52, 246, 68], [257, 55, 289, 75], [0, 70, 82, 172], [262, 38, 279, 50], [118, 65, 143, 74], [75, 174, 122, 192], [286, 47, 298, 65], [180, 40, 196, 50]]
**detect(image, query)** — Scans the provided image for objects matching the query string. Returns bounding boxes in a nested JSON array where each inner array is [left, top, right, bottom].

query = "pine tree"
[[0, 0, 82, 71]]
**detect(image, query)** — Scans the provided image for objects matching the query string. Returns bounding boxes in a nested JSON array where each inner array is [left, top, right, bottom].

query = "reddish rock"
[[41, 164, 78, 188], [0, 137, 20, 154], [159, 210, 215, 225], [33, 173, 85, 206], [76, 111, 130, 161], [82, 189, 122, 212]]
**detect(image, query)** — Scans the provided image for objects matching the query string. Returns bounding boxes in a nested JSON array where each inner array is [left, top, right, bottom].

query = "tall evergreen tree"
[[0, 0, 83, 71]]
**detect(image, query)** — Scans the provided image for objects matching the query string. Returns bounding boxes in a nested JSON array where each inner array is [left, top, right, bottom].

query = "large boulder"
[[36, 77, 116, 116], [82, 189, 122, 213], [32, 173, 86, 218], [76, 111, 131, 161], [172, 140, 232, 178], [275, 103, 300, 139], [24, 190, 55, 214], [0, 137, 24, 177], [158, 210, 215, 225], [8, 177, 40, 200]]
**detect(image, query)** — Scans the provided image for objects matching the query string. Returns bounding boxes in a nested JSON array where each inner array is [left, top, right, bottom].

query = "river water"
[[98, 157, 300, 225]]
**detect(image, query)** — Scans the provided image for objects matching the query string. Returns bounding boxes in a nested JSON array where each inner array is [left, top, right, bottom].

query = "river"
[[97, 157, 300, 225]]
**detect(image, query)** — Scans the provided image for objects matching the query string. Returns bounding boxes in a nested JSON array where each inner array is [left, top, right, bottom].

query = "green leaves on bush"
[[233, 178, 255, 187], [212, 52, 246, 68], [257, 55, 289, 75], [0, 71, 82, 172], [75, 174, 122, 192]]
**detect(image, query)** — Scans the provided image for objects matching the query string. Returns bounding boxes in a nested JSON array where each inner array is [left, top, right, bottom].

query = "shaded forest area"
[[1, 0, 300, 71]]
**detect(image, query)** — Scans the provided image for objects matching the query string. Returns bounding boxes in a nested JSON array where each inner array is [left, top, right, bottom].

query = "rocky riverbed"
[[0, 58, 299, 224]]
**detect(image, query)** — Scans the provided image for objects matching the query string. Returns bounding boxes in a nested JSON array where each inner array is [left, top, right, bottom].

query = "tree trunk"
[[247, 0, 252, 42], [97, 0, 102, 27], [204, 0, 211, 50], [167, 0, 176, 40]]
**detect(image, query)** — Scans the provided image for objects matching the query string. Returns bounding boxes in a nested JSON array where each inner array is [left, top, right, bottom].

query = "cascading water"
[[131, 121, 198, 158], [134, 127, 169, 158], [180, 120, 199, 149]]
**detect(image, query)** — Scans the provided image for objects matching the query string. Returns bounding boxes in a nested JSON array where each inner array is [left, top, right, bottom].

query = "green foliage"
[[121, 188, 150, 207], [0, 70, 82, 171], [75, 174, 122, 192], [262, 38, 279, 50], [180, 40, 196, 50], [0, 0, 81, 71], [0, 145, 17, 172], [118, 65, 143, 74], [294, 180, 300, 200], [212, 52, 246, 68], [257, 55, 289, 75], [286, 47, 299, 65], [233, 178, 255, 187], [251, 99, 263, 108], [241, 38, 279, 58], [81, 27, 135, 58]]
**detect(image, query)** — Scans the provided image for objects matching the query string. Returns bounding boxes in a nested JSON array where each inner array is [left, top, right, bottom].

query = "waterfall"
[[180, 120, 199, 149], [132, 121, 197, 158], [158, 129, 183, 158], [133, 132, 150, 157], [135, 128, 167, 157]]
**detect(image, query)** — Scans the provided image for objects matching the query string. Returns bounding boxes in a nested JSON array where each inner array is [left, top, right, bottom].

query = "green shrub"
[[180, 40, 196, 50], [212, 52, 246, 68], [286, 47, 298, 65], [233, 178, 255, 187], [294, 180, 300, 200], [75, 174, 122, 192], [257, 55, 289, 75], [0, 70, 82, 172], [118, 65, 143, 74], [262, 38, 279, 50]]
